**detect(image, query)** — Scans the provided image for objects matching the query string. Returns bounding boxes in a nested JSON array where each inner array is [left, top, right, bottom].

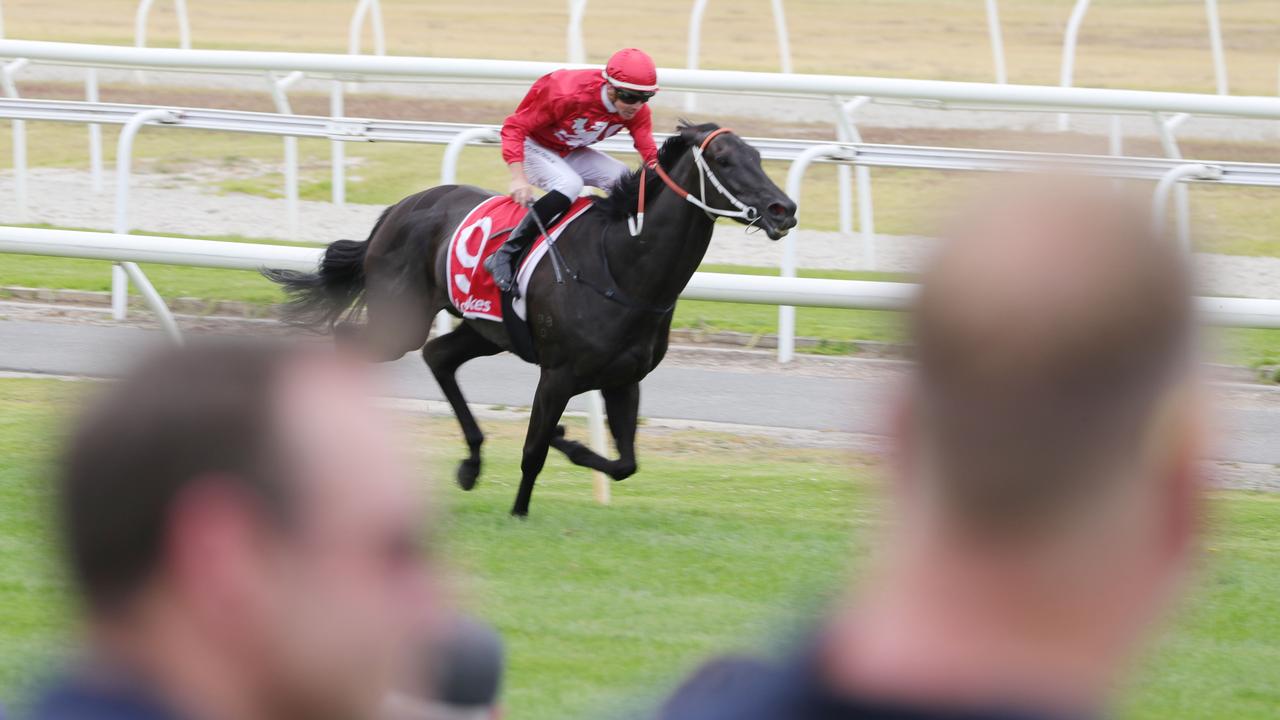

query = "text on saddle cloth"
[[446, 195, 595, 322]]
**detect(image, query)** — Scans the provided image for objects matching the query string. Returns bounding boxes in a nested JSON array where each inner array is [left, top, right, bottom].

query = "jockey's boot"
[[485, 190, 573, 296]]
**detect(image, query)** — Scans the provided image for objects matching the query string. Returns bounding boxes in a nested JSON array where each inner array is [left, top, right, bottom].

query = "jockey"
[[484, 47, 661, 293]]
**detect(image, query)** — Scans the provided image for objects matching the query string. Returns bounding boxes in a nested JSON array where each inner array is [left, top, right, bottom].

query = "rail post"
[[984, 0, 1007, 84], [1205, 0, 1228, 95], [587, 391, 610, 505], [2, 58, 28, 221], [269, 71, 305, 239], [330, 81, 345, 206], [1154, 112, 1195, 248], [685, 0, 793, 112], [348, 0, 387, 56], [440, 126, 500, 184], [1152, 163, 1220, 251], [567, 0, 588, 63], [112, 107, 183, 342], [1057, 0, 1092, 131], [835, 96, 875, 269], [86, 69, 104, 193], [780, 144, 847, 363], [133, 0, 191, 83]]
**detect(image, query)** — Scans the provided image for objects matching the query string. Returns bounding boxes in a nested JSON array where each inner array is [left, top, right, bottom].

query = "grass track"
[[1, 379, 1279, 718]]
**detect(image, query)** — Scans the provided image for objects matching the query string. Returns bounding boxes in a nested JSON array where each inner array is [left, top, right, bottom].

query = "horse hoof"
[[509, 506, 529, 519], [457, 459, 481, 491], [609, 464, 637, 482]]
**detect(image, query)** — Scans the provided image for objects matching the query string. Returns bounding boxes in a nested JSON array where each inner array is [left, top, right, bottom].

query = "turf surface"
[[0, 378, 1277, 719]]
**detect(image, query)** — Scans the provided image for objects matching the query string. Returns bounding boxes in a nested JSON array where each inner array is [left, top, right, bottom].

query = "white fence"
[[5, 93, 1280, 359], [3, 39, 1277, 233], [4, 41, 1280, 360], [4, 225, 1279, 330], [2, 0, 1239, 97]]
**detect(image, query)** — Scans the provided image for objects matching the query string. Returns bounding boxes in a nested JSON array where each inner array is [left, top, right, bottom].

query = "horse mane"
[[592, 121, 721, 220]]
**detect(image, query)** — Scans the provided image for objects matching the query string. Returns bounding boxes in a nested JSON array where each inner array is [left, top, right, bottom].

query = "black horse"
[[266, 122, 797, 516]]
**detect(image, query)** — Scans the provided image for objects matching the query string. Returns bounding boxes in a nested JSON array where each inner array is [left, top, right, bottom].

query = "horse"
[[264, 122, 797, 516]]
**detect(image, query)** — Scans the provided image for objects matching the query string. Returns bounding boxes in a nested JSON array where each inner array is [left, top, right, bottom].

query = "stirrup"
[[484, 258, 520, 300]]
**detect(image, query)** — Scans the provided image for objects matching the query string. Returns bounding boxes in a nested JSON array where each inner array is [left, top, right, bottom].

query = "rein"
[[528, 203, 675, 315], [530, 128, 757, 314], [626, 127, 760, 236], [573, 227, 676, 314]]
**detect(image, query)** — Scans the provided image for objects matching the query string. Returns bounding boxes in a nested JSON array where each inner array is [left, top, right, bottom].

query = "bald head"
[[911, 177, 1194, 539]]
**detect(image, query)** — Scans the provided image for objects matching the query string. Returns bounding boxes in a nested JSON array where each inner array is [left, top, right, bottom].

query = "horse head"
[[674, 122, 798, 241]]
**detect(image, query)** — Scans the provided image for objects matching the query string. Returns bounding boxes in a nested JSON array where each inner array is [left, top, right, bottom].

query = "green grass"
[[1, 378, 1279, 718], [678, 266, 909, 351], [0, 380, 77, 698]]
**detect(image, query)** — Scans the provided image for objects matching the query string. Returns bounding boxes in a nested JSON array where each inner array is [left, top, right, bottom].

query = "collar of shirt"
[[599, 81, 618, 114]]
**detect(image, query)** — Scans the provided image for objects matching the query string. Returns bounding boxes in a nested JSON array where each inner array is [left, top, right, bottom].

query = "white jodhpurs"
[[521, 139, 630, 198]]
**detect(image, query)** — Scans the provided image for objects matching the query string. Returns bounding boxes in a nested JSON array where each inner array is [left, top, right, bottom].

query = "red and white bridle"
[[628, 127, 761, 236]]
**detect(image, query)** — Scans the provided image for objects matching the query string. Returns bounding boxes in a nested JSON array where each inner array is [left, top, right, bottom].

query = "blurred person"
[[382, 615, 505, 720], [484, 47, 661, 293], [661, 178, 1203, 720], [31, 340, 438, 720]]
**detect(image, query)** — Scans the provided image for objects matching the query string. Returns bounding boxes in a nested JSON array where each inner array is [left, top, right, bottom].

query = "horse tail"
[[263, 238, 369, 330], [263, 205, 401, 329]]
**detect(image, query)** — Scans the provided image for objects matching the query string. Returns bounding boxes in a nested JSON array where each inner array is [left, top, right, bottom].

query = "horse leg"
[[422, 323, 502, 490], [602, 383, 640, 480], [342, 261, 435, 362], [548, 383, 639, 481], [511, 369, 575, 517]]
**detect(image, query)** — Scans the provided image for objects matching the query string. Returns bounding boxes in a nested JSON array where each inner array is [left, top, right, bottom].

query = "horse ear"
[[677, 120, 701, 144]]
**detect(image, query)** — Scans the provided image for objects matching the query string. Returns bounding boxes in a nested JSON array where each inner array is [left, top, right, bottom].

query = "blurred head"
[[384, 615, 505, 720], [899, 176, 1201, 628], [60, 340, 436, 720]]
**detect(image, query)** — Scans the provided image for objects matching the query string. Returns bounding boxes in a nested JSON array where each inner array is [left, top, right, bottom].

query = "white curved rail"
[[1060, 0, 1229, 130], [984, 0, 1007, 84], [684, 0, 793, 112], [567, 0, 588, 64], [112, 108, 182, 332], [1152, 163, 1221, 250], [781, 144, 849, 362], [1, 57, 27, 220], [133, 0, 191, 83], [348, 0, 386, 57]]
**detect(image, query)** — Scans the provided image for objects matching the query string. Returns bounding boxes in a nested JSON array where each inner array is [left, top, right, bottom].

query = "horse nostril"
[[767, 202, 789, 218]]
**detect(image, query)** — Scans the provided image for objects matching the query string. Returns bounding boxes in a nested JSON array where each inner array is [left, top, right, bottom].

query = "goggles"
[[614, 88, 655, 105]]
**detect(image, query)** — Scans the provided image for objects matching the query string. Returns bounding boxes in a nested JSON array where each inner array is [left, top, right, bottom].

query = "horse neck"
[[603, 153, 716, 307]]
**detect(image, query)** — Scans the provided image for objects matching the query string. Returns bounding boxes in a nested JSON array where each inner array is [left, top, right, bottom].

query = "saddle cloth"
[[445, 194, 594, 322]]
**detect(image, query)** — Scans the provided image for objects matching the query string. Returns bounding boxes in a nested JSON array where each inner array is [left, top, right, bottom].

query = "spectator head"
[[384, 615, 505, 720], [59, 340, 436, 720], [899, 175, 1201, 632]]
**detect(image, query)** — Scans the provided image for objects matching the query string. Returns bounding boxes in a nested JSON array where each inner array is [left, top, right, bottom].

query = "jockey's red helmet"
[[602, 48, 659, 93]]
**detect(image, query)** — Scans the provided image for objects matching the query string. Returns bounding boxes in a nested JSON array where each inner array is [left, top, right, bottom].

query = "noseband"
[[627, 127, 761, 236]]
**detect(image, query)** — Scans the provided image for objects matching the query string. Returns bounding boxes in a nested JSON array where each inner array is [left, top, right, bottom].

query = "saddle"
[[445, 194, 595, 361]]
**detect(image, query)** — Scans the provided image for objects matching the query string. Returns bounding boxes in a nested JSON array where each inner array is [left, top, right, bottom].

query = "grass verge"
[[1, 378, 1279, 719]]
